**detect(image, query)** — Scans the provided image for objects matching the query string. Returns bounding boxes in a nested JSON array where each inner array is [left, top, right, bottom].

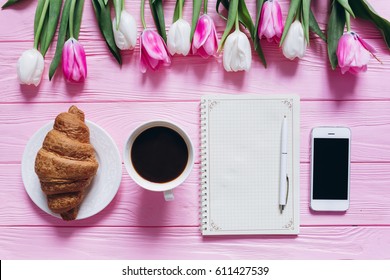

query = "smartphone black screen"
[[313, 138, 349, 200]]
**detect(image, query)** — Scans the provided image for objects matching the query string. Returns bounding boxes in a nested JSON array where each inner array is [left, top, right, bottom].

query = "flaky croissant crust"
[[35, 106, 99, 220]]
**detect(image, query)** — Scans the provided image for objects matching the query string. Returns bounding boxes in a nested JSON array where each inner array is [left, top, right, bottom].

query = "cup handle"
[[164, 190, 174, 201]]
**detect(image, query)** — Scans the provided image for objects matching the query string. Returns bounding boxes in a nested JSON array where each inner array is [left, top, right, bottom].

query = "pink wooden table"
[[1, 0, 390, 260]]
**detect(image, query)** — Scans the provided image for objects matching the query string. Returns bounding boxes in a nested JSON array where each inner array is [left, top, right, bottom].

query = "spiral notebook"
[[200, 95, 300, 235]]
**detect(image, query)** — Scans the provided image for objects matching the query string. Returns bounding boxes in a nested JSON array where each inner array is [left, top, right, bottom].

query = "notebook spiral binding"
[[200, 99, 208, 232]]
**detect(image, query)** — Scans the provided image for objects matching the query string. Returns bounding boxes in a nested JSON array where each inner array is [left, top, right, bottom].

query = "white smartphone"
[[310, 127, 351, 211]]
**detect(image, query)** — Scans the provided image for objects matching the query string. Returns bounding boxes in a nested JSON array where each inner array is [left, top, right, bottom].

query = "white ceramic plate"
[[21, 120, 122, 220]]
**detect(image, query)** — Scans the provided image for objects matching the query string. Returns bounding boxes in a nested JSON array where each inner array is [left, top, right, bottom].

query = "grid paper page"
[[201, 95, 299, 235]]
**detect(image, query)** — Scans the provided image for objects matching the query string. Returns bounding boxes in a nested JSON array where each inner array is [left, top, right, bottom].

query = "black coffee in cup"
[[130, 126, 189, 183]]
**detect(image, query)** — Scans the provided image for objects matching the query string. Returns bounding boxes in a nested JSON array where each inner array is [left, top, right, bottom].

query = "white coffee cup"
[[123, 120, 194, 201]]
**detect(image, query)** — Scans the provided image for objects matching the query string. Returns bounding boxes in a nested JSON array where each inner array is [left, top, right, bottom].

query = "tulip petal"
[[139, 29, 171, 73], [62, 38, 87, 82], [168, 19, 191, 56], [337, 34, 355, 68], [201, 29, 218, 57], [113, 10, 137, 50], [230, 40, 240, 71], [336, 32, 373, 74], [258, 0, 284, 43], [17, 48, 45, 86], [62, 39, 74, 80], [192, 15, 218, 58], [17, 51, 36, 83], [193, 15, 213, 49], [120, 11, 137, 49], [142, 30, 169, 60], [354, 40, 371, 67], [237, 32, 252, 71], [260, 2, 273, 40], [273, 1, 284, 39], [113, 18, 126, 50], [147, 55, 160, 70], [139, 35, 147, 73], [73, 42, 87, 82], [356, 35, 376, 53], [167, 21, 178, 55], [196, 47, 210, 59], [223, 33, 235, 71], [223, 30, 251, 72], [282, 20, 306, 60]]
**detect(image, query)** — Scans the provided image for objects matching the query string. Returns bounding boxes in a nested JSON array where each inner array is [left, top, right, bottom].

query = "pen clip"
[[285, 175, 289, 206]]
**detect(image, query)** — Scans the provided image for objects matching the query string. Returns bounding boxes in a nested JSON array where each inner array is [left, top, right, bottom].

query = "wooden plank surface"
[[1, 226, 389, 260], [1, 0, 390, 260]]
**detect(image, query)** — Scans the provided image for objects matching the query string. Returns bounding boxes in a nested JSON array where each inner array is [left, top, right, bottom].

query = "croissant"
[[35, 106, 99, 220]]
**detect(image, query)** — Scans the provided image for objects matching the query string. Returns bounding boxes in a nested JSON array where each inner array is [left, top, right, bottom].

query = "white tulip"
[[167, 19, 191, 56], [223, 30, 252, 72], [17, 48, 44, 86], [282, 20, 307, 60], [112, 10, 137, 50]]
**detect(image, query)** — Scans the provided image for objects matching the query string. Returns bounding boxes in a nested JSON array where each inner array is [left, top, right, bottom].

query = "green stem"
[[179, 0, 183, 19], [69, 0, 76, 38], [346, 10, 351, 32], [299, 0, 303, 22], [33, 0, 50, 49], [204, 0, 207, 14], [235, 11, 239, 30], [114, 0, 124, 30], [141, 0, 146, 29]]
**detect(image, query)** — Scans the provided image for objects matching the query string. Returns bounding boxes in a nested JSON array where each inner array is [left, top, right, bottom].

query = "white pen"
[[279, 116, 288, 213]]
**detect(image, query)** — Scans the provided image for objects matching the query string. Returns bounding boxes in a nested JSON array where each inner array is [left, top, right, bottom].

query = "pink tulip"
[[139, 29, 171, 73], [192, 14, 218, 58], [62, 38, 87, 82], [337, 32, 375, 74], [258, 0, 284, 43]]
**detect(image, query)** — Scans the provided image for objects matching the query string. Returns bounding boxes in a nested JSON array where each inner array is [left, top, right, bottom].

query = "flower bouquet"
[[2, 0, 390, 86]]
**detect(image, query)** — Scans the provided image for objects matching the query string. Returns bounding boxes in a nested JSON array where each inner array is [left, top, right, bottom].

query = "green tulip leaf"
[[336, 0, 355, 18], [216, 0, 229, 21], [327, 0, 346, 70], [40, 0, 62, 57], [309, 7, 326, 42], [237, 0, 253, 36], [350, 0, 390, 49], [1, 0, 24, 9], [218, 0, 238, 51], [92, 0, 122, 65], [190, 0, 202, 41], [238, 0, 266, 67], [49, 0, 72, 80], [39, 11, 50, 55], [302, 0, 311, 45], [150, 0, 167, 42], [280, 0, 300, 46], [34, 0, 46, 35], [73, 0, 85, 40]]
